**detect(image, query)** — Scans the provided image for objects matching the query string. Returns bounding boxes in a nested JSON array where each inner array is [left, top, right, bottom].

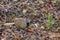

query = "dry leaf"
[[26, 28, 36, 33], [4, 23, 14, 26], [49, 33, 60, 38]]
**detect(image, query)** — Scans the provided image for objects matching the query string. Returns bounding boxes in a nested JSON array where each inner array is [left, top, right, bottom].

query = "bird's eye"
[[27, 22, 29, 27]]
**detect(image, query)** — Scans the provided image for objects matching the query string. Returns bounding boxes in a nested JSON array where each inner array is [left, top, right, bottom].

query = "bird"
[[14, 18, 27, 29]]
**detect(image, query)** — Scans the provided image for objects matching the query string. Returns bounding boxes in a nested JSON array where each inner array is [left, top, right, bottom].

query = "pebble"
[[41, 26, 45, 29], [13, 0, 18, 2], [34, 23, 39, 28]]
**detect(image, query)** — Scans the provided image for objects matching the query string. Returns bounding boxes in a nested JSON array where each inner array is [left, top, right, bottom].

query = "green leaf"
[[47, 13, 53, 29]]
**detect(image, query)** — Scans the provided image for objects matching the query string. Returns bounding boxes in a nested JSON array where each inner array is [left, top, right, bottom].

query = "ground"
[[0, 0, 60, 40]]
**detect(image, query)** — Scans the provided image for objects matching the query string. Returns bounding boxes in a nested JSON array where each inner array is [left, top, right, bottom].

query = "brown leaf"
[[26, 28, 36, 33], [49, 33, 60, 38]]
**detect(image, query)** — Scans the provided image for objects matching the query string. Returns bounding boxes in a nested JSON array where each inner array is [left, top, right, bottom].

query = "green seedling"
[[47, 13, 53, 29]]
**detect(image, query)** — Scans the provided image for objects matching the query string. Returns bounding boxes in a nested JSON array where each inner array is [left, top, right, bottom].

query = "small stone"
[[39, 0, 44, 4], [34, 23, 39, 28], [13, 0, 18, 2], [41, 26, 45, 29], [22, 9, 27, 15]]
